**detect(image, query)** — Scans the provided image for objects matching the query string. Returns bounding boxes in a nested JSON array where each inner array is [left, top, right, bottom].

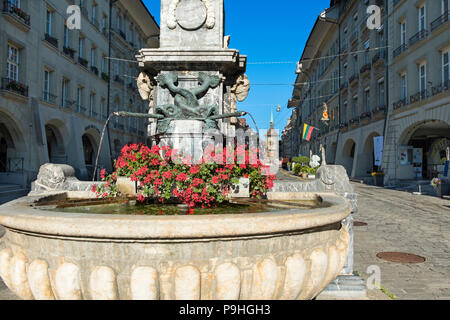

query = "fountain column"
[[136, 0, 250, 159]]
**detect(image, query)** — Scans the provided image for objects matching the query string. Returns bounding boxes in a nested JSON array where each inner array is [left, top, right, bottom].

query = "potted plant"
[[431, 178, 450, 198], [371, 171, 384, 186], [308, 166, 318, 179], [300, 166, 309, 179]]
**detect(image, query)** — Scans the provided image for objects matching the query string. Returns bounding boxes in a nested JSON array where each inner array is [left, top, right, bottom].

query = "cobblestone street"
[[352, 183, 450, 300]]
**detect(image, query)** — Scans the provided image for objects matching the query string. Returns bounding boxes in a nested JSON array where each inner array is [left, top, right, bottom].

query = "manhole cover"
[[353, 221, 368, 227], [376, 252, 426, 264]]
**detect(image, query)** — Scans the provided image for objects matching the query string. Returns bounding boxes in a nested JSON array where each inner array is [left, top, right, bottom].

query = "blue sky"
[[142, 0, 330, 134]]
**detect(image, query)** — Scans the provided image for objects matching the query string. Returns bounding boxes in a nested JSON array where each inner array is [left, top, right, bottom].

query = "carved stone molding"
[[167, 0, 215, 30]]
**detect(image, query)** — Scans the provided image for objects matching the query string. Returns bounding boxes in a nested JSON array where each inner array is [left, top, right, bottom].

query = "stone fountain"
[[0, 0, 358, 300]]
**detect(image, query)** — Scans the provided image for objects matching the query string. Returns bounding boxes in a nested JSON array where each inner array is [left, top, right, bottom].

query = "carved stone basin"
[[0, 192, 350, 300]]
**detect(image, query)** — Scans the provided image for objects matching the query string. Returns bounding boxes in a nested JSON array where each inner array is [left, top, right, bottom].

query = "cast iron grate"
[[376, 252, 426, 264]]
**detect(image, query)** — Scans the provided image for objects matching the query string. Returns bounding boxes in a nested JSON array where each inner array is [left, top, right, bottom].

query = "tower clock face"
[[176, 0, 207, 30]]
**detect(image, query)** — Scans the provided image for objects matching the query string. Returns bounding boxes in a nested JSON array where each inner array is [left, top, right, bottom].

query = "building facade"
[[282, 0, 449, 184], [0, 0, 159, 186]]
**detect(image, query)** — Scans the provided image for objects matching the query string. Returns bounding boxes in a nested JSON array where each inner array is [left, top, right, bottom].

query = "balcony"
[[359, 111, 372, 125], [62, 46, 76, 60], [359, 111, 371, 120], [101, 72, 110, 82], [371, 105, 386, 120], [114, 75, 124, 85], [431, 11, 450, 32], [349, 73, 359, 85], [410, 89, 429, 104], [349, 117, 360, 125], [91, 18, 99, 30], [2, 1, 30, 28], [78, 106, 87, 114], [393, 44, 408, 58], [393, 98, 408, 110], [360, 63, 372, 75], [62, 99, 75, 109], [44, 33, 58, 49], [372, 49, 386, 65], [100, 27, 108, 38], [42, 91, 57, 104], [80, 6, 88, 18], [127, 82, 136, 91], [90, 66, 99, 76], [431, 80, 449, 96], [1, 78, 28, 97], [409, 29, 428, 47], [339, 122, 349, 132], [78, 57, 88, 69]]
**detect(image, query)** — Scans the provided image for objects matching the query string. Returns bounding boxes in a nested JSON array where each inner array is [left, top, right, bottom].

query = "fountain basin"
[[0, 192, 350, 300]]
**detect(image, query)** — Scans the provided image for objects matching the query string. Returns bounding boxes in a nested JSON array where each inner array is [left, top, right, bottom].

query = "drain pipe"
[[381, 0, 390, 180]]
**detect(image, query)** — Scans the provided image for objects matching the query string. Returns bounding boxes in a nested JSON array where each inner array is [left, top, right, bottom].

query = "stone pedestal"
[[136, 0, 248, 141], [157, 120, 218, 163]]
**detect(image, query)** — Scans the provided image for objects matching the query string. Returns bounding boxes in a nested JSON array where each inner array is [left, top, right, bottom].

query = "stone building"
[[383, 0, 450, 182], [282, 0, 449, 184], [0, 0, 159, 188]]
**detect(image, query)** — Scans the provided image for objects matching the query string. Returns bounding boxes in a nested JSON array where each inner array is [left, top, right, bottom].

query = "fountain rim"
[[0, 192, 351, 240]]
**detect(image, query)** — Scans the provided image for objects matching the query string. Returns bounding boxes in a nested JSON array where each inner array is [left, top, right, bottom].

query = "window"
[[46, 9, 53, 35], [100, 99, 105, 120], [400, 21, 406, 45], [77, 87, 83, 112], [442, 0, 449, 14], [7, 44, 19, 81], [401, 73, 407, 100], [62, 79, 69, 107], [89, 93, 95, 116], [343, 101, 348, 122], [79, 36, 84, 58], [419, 63, 426, 93], [364, 89, 370, 112], [101, 15, 107, 30], [443, 50, 450, 84], [91, 47, 96, 66], [92, 4, 97, 21], [44, 70, 51, 101], [418, 5, 426, 31], [378, 80, 385, 106], [117, 14, 122, 30], [10, 0, 20, 8], [64, 23, 69, 48], [352, 96, 358, 118], [364, 40, 370, 64], [101, 55, 106, 73]]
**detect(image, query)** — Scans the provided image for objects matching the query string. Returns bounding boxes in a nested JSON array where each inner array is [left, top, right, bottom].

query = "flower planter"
[[434, 182, 450, 198], [373, 175, 384, 187], [301, 173, 308, 179]]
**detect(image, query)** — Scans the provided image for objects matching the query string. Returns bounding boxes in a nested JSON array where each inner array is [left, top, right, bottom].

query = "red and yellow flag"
[[302, 124, 315, 141]]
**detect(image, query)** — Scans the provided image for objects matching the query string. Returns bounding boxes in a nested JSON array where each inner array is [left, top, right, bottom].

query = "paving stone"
[[352, 183, 450, 300]]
